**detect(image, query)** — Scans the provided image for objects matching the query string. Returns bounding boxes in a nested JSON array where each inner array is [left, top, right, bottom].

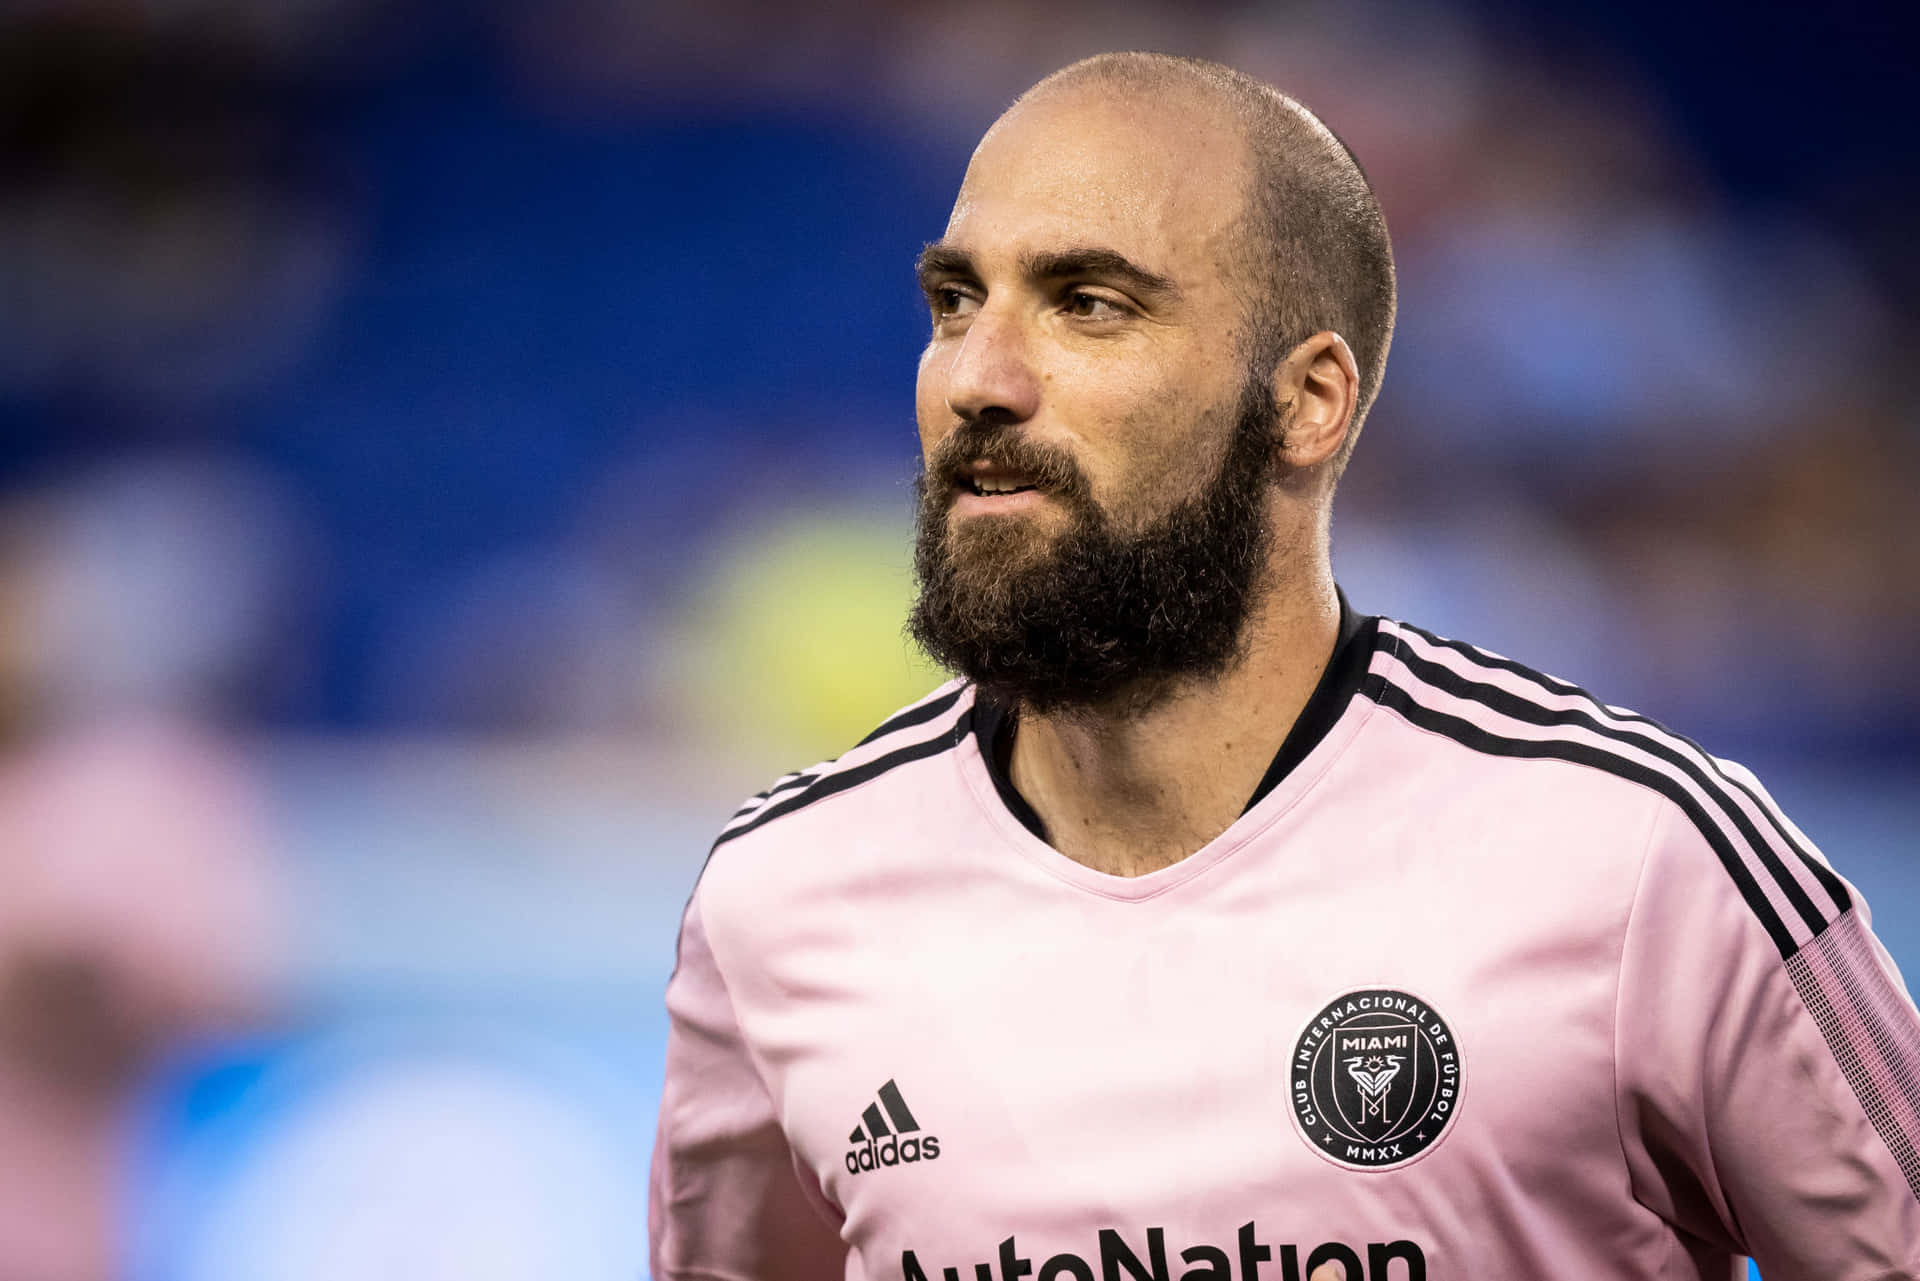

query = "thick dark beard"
[[908, 377, 1280, 716]]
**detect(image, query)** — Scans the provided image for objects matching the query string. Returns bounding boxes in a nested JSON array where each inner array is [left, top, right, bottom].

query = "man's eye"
[[1064, 291, 1124, 319], [930, 286, 979, 318]]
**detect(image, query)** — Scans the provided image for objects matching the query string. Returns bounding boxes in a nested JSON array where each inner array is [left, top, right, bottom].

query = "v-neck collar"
[[969, 590, 1376, 845]]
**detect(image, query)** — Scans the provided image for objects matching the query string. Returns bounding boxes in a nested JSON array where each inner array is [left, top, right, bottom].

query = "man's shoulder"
[[684, 681, 978, 972], [706, 679, 977, 858], [1363, 614, 1852, 957], [1363, 613, 1725, 793], [1362, 612, 1749, 809]]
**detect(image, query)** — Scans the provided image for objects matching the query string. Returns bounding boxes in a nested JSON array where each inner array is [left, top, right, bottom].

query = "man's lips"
[[954, 459, 1041, 497], [949, 485, 1050, 516], [943, 460, 1053, 517]]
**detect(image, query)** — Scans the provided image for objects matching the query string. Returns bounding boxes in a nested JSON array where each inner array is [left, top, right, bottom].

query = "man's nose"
[[940, 304, 1041, 423]]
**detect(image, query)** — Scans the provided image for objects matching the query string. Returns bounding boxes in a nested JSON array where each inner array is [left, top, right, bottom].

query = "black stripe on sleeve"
[[711, 721, 963, 850], [725, 686, 968, 828], [731, 769, 820, 822], [673, 689, 973, 979], [856, 685, 967, 747], [1386, 644, 1832, 940], [1397, 622, 1852, 918], [729, 769, 807, 819], [1366, 673, 1800, 959]]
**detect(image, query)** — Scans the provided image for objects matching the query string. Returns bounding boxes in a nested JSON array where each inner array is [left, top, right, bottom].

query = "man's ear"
[[1272, 331, 1359, 470]]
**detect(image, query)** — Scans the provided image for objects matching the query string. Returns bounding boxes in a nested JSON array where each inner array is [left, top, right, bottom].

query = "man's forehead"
[[942, 87, 1250, 274]]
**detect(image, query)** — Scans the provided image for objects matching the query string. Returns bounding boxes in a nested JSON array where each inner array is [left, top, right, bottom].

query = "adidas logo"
[[844, 1079, 941, 1175]]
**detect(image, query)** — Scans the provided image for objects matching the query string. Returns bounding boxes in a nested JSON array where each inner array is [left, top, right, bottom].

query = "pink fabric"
[[652, 624, 1920, 1281], [1386, 624, 1843, 933], [1372, 624, 1826, 954]]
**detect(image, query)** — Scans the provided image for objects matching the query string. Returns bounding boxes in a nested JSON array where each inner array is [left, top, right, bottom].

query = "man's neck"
[[1005, 575, 1342, 878]]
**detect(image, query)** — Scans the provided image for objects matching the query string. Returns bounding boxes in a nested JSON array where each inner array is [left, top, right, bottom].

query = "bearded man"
[[649, 53, 1920, 1281]]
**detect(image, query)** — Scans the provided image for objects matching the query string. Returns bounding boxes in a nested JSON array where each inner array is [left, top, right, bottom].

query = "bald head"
[[1006, 54, 1396, 468]]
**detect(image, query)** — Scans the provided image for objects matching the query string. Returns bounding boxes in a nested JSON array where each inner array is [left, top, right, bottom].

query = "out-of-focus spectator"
[[0, 720, 280, 1280], [0, 459, 297, 1279], [5, 455, 322, 728]]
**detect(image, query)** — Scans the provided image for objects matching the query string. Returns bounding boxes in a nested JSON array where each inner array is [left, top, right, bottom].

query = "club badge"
[[1289, 987, 1463, 1171]]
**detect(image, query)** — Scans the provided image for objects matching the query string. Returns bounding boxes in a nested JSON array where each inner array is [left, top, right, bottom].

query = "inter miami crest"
[[1289, 987, 1463, 1170]]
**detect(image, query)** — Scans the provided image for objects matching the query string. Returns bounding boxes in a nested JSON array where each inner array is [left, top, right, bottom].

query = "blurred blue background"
[[0, 1, 1912, 1276]]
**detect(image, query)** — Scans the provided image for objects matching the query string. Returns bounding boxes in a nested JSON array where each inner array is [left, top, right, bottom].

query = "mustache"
[[917, 420, 1091, 500]]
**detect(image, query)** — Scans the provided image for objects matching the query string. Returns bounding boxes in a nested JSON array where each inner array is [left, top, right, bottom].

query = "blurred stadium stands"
[[0, 1, 1913, 1276]]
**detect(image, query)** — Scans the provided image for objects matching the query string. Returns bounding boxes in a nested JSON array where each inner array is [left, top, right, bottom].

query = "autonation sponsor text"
[[903, 1224, 1425, 1280]]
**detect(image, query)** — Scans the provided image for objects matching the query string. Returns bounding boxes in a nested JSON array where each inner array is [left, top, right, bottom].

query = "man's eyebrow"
[[915, 244, 975, 290], [914, 243, 1181, 303], [1021, 247, 1181, 301]]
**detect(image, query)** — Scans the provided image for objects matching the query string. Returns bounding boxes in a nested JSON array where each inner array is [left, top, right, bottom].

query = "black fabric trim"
[[711, 725, 963, 850], [971, 695, 1046, 841], [1386, 642, 1833, 939], [855, 685, 967, 747], [1366, 672, 1801, 959], [727, 687, 970, 823], [1395, 621, 1852, 919], [675, 689, 971, 976], [1242, 599, 1374, 813], [728, 771, 803, 819], [971, 590, 1377, 843]]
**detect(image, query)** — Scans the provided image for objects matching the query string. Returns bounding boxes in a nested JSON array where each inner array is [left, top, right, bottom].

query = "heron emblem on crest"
[[1345, 1054, 1404, 1120]]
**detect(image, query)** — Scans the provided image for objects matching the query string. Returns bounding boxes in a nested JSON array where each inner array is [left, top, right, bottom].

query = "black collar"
[[970, 591, 1377, 843]]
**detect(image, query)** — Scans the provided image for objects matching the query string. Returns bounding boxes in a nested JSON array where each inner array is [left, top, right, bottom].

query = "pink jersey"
[[650, 610, 1920, 1280]]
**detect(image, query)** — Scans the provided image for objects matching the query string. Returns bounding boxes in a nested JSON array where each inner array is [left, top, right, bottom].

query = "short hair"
[[1018, 53, 1397, 472]]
